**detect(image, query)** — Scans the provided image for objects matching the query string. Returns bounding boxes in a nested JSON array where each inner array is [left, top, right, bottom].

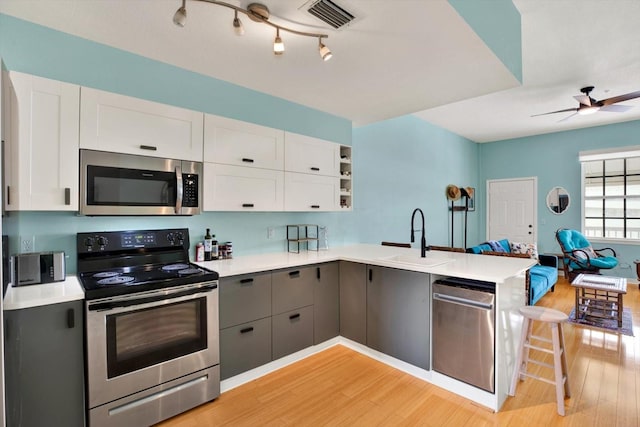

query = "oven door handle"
[[88, 283, 217, 312], [175, 164, 183, 214]]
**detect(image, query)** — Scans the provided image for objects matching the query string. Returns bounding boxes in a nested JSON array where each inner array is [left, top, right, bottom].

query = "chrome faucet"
[[411, 208, 429, 257]]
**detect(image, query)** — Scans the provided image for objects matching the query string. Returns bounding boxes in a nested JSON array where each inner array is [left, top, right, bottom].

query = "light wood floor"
[[158, 278, 640, 426]]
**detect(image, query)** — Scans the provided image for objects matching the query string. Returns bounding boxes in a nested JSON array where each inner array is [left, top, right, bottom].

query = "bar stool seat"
[[509, 306, 571, 416]]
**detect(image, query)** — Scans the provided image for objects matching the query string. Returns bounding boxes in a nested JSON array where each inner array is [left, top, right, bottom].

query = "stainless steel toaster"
[[10, 251, 66, 286]]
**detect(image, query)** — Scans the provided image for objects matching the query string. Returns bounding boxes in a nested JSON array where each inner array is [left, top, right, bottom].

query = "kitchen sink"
[[382, 254, 454, 267]]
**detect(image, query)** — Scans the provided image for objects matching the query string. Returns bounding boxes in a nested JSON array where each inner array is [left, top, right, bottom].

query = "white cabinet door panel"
[[203, 163, 284, 211], [80, 87, 203, 161], [5, 71, 79, 211], [284, 132, 339, 177], [284, 172, 339, 212], [204, 114, 284, 170]]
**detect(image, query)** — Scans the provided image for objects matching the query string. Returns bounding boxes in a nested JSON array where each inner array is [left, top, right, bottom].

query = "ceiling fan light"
[[173, 0, 187, 27], [319, 39, 332, 61], [233, 11, 244, 36], [578, 106, 600, 115], [274, 29, 284, 55]]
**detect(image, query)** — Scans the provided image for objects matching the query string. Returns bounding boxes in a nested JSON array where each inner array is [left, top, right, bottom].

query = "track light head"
[[319, 38, 332, 61], [233, 10, 245, 36], [274, 28, 284, 55], [173, 0, 187, 27]]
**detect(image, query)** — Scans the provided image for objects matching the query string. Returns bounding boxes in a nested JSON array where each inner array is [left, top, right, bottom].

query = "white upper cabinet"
[[284, 132, 340, 177], [284, 172, 339, 212], [204, 114, 284, 170], [4, 71, 80, 211], [203, 163, 284, 211], [80, 87, 203, 161]]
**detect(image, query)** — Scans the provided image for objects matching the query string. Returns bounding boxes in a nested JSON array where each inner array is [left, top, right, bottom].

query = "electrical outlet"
[[267, 227, 275, 239], [20, 235, 35, 253]]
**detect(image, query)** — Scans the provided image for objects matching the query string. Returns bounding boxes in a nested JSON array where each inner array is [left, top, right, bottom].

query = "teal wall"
[[448, 0, 522, 83], [0, 14, 357, 272], [479, 120, 640, 278], [353, 116, 480, 248]]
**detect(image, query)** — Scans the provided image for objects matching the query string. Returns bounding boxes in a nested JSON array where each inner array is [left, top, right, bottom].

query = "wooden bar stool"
[[509, 306, 571, 416]]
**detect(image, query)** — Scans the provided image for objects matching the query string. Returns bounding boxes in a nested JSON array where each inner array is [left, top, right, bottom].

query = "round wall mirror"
[[547, 187, 570, 215]]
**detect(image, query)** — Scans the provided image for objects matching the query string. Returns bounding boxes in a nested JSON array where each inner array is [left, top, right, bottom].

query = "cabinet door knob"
[[67, 308, 75, 329], [242, 158, 254, 163], [239, 278, 254, 284], [311, 205, 320, 209], [289, 270, 300, 278], [289, 313, 301, 320], [139, 145, 157, 151], [242, 203, 254, 208], [310, 167, 320, 172], [240, 327, 254, 334], [64, 188, 71, 205]]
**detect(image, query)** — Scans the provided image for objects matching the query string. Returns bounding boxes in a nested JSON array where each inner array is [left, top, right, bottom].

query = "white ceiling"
[[1, 0, 639, 143]]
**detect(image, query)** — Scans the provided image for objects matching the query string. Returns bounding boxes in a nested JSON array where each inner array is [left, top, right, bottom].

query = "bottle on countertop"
[[195, 242, 204, 262], [204, 228, 213, 261], [212, 235, 219, 260]]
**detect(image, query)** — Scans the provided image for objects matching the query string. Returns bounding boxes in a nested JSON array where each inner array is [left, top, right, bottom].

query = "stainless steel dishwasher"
[[432, 277, 496, 393]]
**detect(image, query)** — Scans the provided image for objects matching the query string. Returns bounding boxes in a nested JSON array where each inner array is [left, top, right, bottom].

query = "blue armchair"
[[555, 228, 618, 280]]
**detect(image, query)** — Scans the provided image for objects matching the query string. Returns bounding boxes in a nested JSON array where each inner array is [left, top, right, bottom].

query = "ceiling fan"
[[533, 86, 640, 121]]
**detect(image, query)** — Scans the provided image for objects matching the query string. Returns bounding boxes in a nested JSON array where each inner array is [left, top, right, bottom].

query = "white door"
[[487, 177, 537, 244]]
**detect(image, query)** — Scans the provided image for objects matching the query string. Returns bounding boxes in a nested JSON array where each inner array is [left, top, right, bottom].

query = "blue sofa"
[[467, 239, 558, 306]]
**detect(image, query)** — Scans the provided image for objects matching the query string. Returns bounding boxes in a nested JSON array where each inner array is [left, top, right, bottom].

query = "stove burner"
[[97, 276, 135, 286], [162, 263, 191, 271], [93, 271, 121, 279], [178, 268, 202, 276]]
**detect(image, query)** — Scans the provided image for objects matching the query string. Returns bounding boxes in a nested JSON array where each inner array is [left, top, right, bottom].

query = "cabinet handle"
[[140, 145, 157, 151], [64, 187, 71, 205], [310, 205, 320, 209], [369, 269, 372, 282], [289, 270, 300, 278], [242, 158, 254, 163], [317, 267, 321, 280], [242, 203, 255, 208], [67, 308, 75, 329], [6, 186, 10, 205], [239, 278, 254, 284], [310, 167, 320, 172], [289, 313, 301, 320], [240, 327, 254, 334]]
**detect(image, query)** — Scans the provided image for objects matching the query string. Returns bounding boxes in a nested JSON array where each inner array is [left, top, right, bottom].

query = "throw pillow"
[[575, 246, 597, 260], [511, 242, 539, 259]]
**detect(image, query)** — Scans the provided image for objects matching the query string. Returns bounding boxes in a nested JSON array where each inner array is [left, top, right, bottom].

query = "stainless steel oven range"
[[77, 228, 219, 427]]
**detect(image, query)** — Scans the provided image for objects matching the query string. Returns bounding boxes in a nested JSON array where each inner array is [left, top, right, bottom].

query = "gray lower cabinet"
[[339, 261, 367, 345], [272, 266, 315, 315], [4, 300, 85, 427], [272, 305, 314, 359], [220, 317, 272, 379], [219, 272, 272, 380], [313, 262, 340, 344], [367, 265, 430, 370]]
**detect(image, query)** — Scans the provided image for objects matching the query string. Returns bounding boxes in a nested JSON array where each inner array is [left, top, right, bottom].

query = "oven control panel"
[[77, 228, 189, 254]]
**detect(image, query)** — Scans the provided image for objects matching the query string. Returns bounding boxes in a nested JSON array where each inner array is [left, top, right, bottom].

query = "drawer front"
[[220, 317, 272, 380], [272, 267, 315, 315], [219, 272, 272, 329], [272, 305, 314, 360]]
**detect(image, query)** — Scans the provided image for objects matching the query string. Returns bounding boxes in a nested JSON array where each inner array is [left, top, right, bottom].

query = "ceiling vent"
[[306, 0, 355, 29]]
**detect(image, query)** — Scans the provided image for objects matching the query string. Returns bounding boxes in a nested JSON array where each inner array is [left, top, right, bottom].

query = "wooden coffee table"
[[571, 274, 627, 327]]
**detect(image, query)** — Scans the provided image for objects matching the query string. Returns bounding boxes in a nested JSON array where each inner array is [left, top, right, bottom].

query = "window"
[[581, 147, 640, 241]]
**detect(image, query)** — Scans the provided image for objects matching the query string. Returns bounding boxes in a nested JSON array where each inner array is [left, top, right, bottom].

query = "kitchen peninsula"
[[197, 244, 535, 412]]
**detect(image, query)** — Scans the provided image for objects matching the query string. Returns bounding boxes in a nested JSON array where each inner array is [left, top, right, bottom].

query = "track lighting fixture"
[[233, 10, 244, 36], [172, 0, 332, 61], [318, 38, 332, 61], [274, 28, 284, 55], [172, 0, 187, 27]]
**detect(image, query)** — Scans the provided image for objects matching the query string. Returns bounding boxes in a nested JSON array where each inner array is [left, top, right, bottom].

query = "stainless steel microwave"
[[80, 149, 202, 216]]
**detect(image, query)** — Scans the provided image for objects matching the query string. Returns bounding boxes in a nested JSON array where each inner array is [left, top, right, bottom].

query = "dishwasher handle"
[[433, 292, 493, 311]]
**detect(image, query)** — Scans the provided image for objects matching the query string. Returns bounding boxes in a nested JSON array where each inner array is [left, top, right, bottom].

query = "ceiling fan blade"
[[599, 90, 640, 106], [574, 95, 591, 106], [599, 104, 634, 113], [558, 112, 578, 122], [531, 107, 578, 117]]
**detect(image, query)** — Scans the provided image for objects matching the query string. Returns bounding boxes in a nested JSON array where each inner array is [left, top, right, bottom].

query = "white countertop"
[[3, 244, 536, 311], [4, 276, 85, 311], [197, 244, 536, 283]]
